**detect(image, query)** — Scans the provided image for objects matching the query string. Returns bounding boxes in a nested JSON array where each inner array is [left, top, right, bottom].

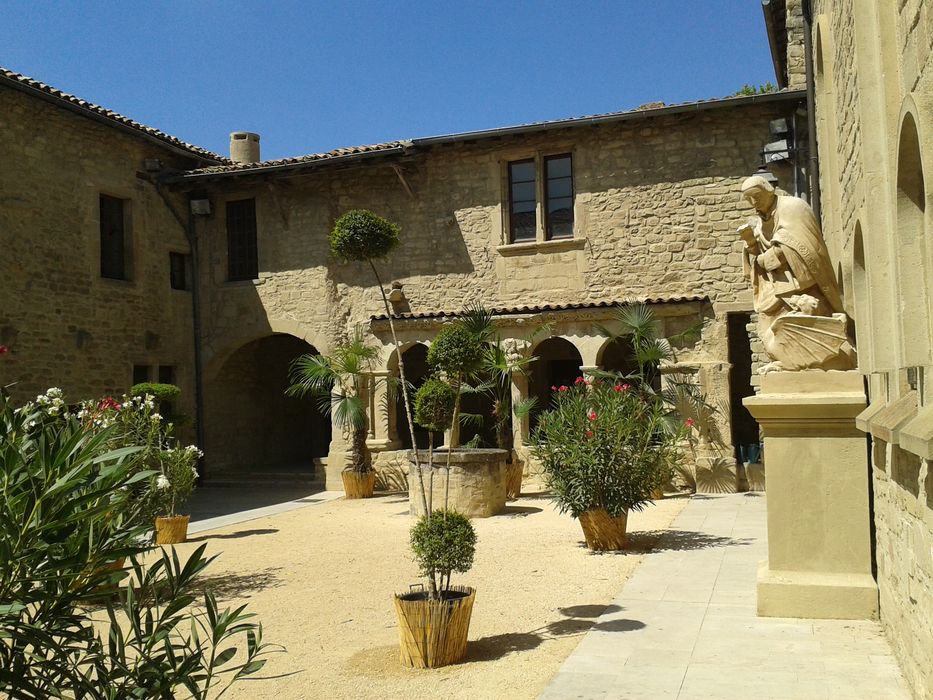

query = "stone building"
[[1, 66, 807, 493], [763, 0, 933, 696]]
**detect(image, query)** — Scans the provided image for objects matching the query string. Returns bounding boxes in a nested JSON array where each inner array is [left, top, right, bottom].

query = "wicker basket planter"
[[155, 515, 190, 545], [342, 469, 375, 499], [578, 509, 628, 551], [393, 586, 475, 668], [506, 460, 523, 499]]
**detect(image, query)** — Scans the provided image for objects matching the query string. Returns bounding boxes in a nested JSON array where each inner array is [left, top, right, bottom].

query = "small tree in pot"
[[287, 327, 382, 498], [531, 378, 683, 550]]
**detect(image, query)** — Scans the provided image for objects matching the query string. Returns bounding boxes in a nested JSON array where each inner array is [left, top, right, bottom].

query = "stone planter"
[[155, 515, 190, 545], [394, 586, 475, 668], [409, 449, 508, 518], [578, 509, 628, 551], [342, 469, 375, 499]]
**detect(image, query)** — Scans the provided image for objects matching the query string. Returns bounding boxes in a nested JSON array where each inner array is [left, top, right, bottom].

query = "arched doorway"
[[392, 343, 443, 450], [528, 337, 582, 432], [205, 334, 331, 477]]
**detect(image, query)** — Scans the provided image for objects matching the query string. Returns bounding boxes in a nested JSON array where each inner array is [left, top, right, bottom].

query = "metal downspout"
[[802, 0, 821, 219]]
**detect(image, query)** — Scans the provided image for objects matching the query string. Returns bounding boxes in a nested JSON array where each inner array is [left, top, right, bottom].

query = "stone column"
[[324, 386, 350, 491], [366, 370, 400, 452], [744, 371, 878, 619]]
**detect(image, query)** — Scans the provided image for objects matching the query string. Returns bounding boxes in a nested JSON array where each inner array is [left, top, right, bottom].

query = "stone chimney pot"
[[230, 132, 260, 164]]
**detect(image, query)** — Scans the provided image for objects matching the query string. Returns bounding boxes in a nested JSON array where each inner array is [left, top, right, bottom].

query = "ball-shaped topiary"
[[427, 325, 483, 379], [414, 378, 456, 433], [329, 210, 400, 263], [409, 510, 477, 583]]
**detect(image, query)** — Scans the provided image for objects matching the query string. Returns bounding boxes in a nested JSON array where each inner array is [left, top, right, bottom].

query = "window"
[[545, 155, 574, 239], [158, 365, 175, 384], [508, 160, 537, 242], [506, 153, 574, 243], [226, 198, 258, 281], [100, 195, 127, 279], [132, 365, 150, 385], [169, 252, 189, 290]]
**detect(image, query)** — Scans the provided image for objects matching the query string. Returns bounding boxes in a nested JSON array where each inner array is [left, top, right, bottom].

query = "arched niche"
[[895, 108, 932, 365], [527, 337, 583, 432], [389, 343, 441, 450], [203, 333, 332, 477]]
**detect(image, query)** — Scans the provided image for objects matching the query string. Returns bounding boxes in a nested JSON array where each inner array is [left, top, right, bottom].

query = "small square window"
[[132, 365, 150, 385], [169, 252, 189, 290], [158, 365, 175, 384]]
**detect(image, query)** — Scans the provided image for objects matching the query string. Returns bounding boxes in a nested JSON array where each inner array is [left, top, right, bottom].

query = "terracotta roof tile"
[[370, 295, 708, 322], [0, 67, 227, 163], [188, 140, 411, 175]]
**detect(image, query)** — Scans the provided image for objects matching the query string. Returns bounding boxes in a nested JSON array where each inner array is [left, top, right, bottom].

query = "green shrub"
[[129, 382, 180, 404], [531, 379, 682, 518], [427, 324, 483, 379], [330, 209, 400, 263], [414, 378, 456, 433], [0, 386, 271, 697], [409, 510, 476, 591]]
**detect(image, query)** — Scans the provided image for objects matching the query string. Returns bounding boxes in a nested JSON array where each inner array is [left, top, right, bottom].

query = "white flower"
[[150, 413, 162, 423], [190, 466, 199, 478], [185, 445, 204, 458], [25, 419, 37, 429], [156, 474, 171, 490]]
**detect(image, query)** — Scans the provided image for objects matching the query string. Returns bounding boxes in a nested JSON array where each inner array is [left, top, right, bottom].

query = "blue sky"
[[3, 1, 778, 161]]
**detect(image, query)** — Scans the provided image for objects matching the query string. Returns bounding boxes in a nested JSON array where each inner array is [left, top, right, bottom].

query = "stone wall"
[[191, 101, 797, 481], [811, 1, 933, 696], [0, 86, 197, 422]]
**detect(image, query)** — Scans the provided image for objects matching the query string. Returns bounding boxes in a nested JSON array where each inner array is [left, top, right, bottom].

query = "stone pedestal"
[[743, 371, 878, 619], [409, 449, 508, 518]]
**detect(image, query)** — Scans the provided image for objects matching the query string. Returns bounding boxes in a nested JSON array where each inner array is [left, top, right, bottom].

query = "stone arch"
[[527, 336, 584, 431], [895, 102, 931, 365], [388, 342, 440, 450], [204, 318, 329, 382], [203, 333, 332, 479], [814, 15, 842, 245]]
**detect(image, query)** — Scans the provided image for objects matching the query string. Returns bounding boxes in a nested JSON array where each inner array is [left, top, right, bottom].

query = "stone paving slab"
[[539, 493, 912, 700]]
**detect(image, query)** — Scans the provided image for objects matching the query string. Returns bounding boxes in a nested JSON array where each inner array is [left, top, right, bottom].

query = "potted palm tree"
[[287, 327, 382, 498]]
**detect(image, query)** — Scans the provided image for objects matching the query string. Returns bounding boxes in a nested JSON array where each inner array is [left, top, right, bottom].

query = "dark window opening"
[[545, 154, 574, 239], [100, 195, 126, 279], [158, 365, 176, 415], [132, 365, 150, 385], [169, 252, 189, 290], [508, 160, 537, 243], [226, 199, 258, 281]]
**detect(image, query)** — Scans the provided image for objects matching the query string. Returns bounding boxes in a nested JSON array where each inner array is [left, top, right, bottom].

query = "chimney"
[[229, 132, 260, 164]]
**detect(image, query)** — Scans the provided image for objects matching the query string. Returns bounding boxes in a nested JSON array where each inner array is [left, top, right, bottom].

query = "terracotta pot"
[[155, 515, 190, 544], [342, 470, 375, 499], [578, 509, 628, 551], [394, 586, 475, 668]]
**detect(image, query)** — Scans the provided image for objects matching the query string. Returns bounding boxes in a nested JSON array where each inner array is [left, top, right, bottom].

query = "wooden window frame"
[[508, 159, 538, 243], [100, 194, 128, 280], [544, 153, 574, 241]]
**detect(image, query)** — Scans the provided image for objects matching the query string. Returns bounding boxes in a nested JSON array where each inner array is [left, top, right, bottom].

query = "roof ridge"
[[0, 67, 229, 163]]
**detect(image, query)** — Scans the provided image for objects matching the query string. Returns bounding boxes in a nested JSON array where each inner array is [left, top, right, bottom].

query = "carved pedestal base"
[[744, 371, 878, 620]]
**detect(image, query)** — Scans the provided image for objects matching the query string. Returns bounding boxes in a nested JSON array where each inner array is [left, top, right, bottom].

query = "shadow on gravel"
[[187, 528, 279, 542]]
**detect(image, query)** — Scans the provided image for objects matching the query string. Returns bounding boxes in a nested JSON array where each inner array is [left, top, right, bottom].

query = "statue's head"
[[740, 175, 777, 214]]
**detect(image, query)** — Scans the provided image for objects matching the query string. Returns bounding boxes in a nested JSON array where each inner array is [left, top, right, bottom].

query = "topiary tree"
[[330, 210, 400, 263], [409, 510, 476, 594], [413, 378, 456, 512]]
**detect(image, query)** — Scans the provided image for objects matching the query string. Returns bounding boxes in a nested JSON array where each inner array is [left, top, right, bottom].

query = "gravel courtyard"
[[170, 492, 686, 699]]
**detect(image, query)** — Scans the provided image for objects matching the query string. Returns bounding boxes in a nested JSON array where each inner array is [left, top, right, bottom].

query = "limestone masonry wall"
[[0, 87, 197, 421], [812, 1, 933, 696]]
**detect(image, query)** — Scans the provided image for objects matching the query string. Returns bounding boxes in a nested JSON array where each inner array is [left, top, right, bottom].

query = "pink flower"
[[97, 396, 122, 411], [685, 418, 696, 428], [0, 345, 8, 355], [585, 430, 594, 438], [587, 410, 597, 421], [558, 385, 568, 392], [551, 385, 557, 391], [574, 377, 585, 385], [621, 384, 631, 391], [613, 384, 622, 392]]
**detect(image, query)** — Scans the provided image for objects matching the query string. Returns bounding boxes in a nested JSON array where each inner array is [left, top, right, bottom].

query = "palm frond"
[[458, 412, 485, 429], [512, 396, 538, 419], [458, 303, 495, 342], [332, 395, 368, 431], [286, 354, 338, 397]]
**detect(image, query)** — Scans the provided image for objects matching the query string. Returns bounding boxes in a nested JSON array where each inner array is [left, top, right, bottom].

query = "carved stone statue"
[[737, 176, 856, 372]]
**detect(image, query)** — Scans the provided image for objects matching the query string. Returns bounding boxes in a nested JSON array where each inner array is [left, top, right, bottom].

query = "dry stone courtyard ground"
[[171, 492, 686, 699]]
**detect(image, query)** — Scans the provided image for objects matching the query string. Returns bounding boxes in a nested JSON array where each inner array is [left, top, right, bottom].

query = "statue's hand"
[[737, 222, 757, 247]]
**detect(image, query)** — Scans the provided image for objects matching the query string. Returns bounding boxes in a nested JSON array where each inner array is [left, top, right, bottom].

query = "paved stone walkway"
[[188, 488, 342, 534], [540, 493, 911, 700]]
